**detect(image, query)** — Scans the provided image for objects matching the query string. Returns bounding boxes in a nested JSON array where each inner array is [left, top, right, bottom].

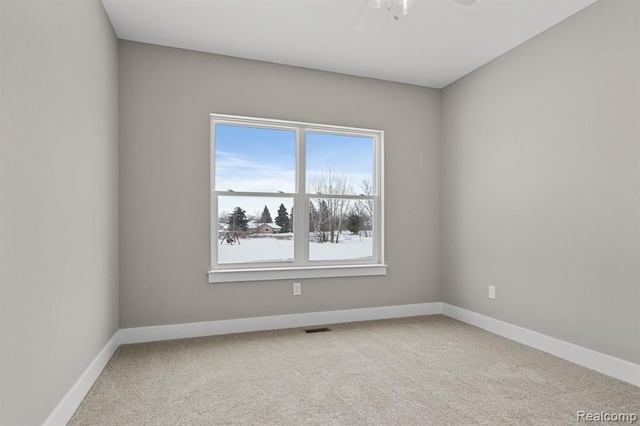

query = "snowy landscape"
[[218, 233, 373, 264]]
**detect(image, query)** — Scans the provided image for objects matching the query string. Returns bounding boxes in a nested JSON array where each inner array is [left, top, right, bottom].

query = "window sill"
[[208, 264, 388, 283]]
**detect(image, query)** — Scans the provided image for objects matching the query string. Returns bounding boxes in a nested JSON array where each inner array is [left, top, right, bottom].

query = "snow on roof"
[[249, 221, 281, 229], [219, 221, 282, 230]]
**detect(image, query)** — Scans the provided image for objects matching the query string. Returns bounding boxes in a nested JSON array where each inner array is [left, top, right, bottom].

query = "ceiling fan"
[[356, 0, 478, 31]]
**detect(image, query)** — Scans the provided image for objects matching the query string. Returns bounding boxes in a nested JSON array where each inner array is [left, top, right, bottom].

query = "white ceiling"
[[101, 0, 598, 89]]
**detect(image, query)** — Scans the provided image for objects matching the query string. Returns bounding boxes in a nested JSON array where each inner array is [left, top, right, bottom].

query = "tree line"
[[225, 203, 292, 233], [308, 169, 372, 243], [224, 201, 370, 242]]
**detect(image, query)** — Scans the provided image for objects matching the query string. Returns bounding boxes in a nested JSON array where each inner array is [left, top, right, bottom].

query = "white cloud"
[[215, 151, 295, 193]]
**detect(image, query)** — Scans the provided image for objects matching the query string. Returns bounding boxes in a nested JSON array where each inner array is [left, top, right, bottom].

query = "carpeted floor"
[[69, 315, 640, 425]]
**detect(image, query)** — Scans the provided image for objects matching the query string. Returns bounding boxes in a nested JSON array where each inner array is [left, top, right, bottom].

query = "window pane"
[[306, 132, 374, 196], [308, 198, 373, 261], [215, 124, 296, 193], [218, 196, 294, 264]]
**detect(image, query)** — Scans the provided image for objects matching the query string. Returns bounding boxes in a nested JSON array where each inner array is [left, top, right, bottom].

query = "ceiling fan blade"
[[355, 0, 378, 32], [451, 0, 478, 5]]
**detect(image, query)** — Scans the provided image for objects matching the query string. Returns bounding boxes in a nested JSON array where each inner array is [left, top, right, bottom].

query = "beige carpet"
[[69, 315, 640, 425]]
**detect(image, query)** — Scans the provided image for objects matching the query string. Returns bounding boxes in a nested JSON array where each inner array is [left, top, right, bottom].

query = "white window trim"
[[208, 114, 386, 283]]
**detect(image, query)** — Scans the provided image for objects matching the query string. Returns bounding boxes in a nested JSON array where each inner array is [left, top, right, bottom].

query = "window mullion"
[[210, 119, 218, 269], [294, 127, 309, 266], [375, 133, 384, 264], [213, 191, 296, 198]]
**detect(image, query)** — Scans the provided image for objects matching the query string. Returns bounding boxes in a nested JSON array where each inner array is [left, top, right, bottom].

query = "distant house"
[[218, 221, 281, 234], [248, 221, 281, 234]]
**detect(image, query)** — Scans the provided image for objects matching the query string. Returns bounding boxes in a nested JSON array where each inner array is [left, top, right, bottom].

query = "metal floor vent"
[[305, 327, 332, 333]]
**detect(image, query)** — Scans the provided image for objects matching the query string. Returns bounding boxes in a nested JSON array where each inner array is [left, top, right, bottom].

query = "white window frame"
[[208, 114, 386, 283]]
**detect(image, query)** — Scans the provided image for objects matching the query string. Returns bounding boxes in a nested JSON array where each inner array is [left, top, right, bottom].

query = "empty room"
[[1, 0, 639, 424]]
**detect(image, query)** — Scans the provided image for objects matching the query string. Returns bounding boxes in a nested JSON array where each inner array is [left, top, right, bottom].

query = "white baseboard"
[[441, 303, 640, 388], [42, 333, 120, 426], [42, 302, 440, 425], [43, 301, 640, 425], [117, 302, 443, 344]]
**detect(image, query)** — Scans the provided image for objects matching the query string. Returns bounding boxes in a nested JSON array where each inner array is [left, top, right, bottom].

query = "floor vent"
[[305, 327, 332, 333]]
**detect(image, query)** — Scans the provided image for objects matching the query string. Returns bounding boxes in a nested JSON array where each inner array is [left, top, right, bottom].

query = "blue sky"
[[215, 124, 373, 215], [215, 124, 296, 193]]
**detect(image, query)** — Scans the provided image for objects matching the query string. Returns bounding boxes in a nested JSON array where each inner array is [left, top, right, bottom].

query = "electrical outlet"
[[488, 285, 496, 300], [293, 282, 302, 296]]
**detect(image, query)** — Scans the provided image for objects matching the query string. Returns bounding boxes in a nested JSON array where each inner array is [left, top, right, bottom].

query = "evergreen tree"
[[290, 206, 294, 230], [346, 212, 363, 235], [227, 207, 248, 231], [275, 203, 291, 233], [260, 205, 273, 223]]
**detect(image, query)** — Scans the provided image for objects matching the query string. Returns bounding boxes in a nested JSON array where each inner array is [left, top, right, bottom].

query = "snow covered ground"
[[218, 233, 372, 264]]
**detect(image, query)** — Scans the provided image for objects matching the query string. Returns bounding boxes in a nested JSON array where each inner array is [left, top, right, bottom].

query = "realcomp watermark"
[[577, 411, 638, 423]]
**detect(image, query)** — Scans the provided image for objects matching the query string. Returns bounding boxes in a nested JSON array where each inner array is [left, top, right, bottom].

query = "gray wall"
[[118, 41, 441, 328], [441, 0, 640, 364], [0, 0, 119, 424]]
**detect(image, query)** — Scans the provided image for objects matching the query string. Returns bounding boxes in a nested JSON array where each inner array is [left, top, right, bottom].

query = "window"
[[209, 114, 386, 283]]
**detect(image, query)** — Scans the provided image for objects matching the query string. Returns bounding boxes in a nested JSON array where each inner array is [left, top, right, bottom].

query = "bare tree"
[[358, 178, 374, 237], [309, 167, 353, 243], [218, 211, 230, 223], [309, 199, 329, 243]]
